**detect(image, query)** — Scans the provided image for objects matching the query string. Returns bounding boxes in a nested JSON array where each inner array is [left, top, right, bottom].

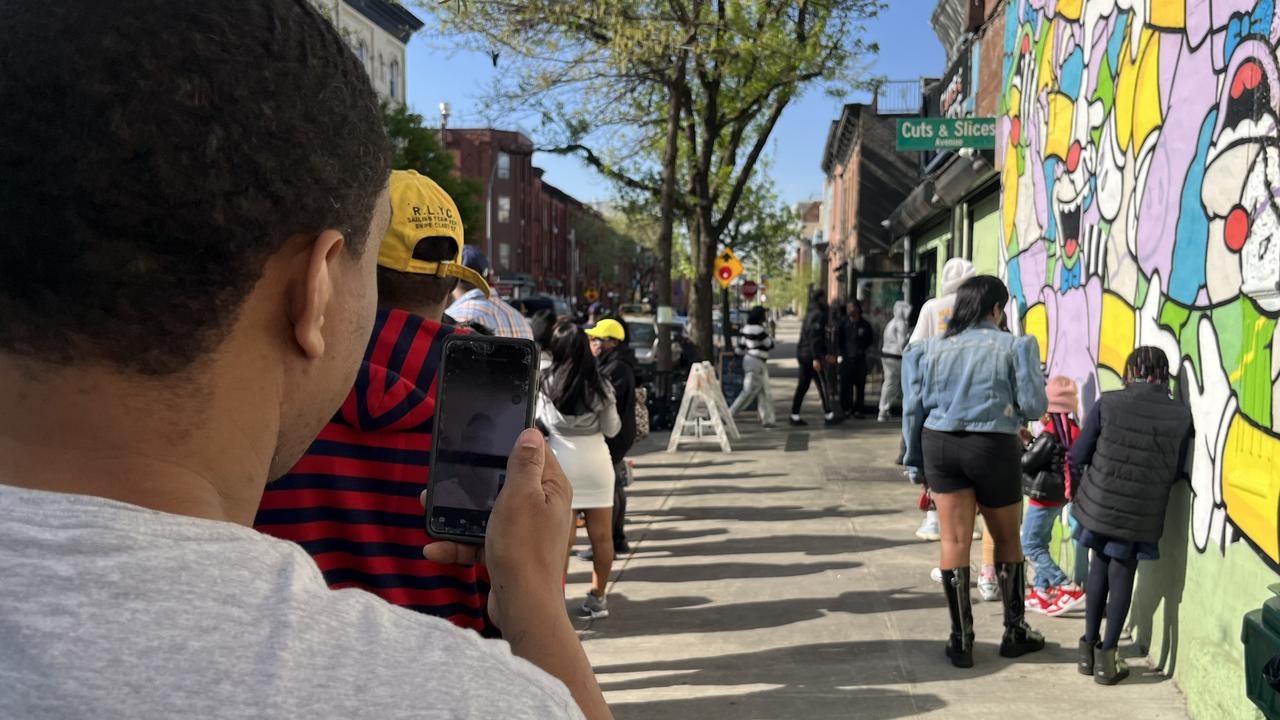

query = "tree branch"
[[714, 90, 789, 236]]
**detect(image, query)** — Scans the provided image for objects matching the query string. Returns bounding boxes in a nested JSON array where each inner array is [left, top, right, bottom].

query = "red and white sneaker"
[[1025, 588, 1057, 615], [1046, 585, 1086, 617]]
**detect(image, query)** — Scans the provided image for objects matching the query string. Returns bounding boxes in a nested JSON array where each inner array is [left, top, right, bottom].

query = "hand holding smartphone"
[[425, 334, 538, 544]]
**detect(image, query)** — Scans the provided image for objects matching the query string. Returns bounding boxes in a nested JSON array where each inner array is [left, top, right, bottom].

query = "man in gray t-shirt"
[[0, 3, 609, 719], [0, 482, 579, 719]]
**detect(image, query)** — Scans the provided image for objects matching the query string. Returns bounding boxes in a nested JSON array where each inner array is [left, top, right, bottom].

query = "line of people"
[[901, 273, 1193, 686], [785, 291, 914, 428]]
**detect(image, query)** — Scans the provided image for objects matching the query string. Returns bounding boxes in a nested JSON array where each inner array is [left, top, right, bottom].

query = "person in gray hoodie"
[[907, 258, 978, 529], [878, 300, 911, 422]]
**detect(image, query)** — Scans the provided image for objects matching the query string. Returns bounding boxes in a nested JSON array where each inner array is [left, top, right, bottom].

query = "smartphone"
[[426, 334, 538, 544]]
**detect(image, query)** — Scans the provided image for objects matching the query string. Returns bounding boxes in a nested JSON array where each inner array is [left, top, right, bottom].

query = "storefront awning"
[[887, 149, 997, 236]]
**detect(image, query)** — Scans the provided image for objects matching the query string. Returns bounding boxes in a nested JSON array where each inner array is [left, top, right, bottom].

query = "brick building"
[[444, 128, 607, 300], [819, 103, 919, 301]]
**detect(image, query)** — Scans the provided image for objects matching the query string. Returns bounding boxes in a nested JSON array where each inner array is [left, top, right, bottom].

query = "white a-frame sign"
[[667, 362, 740, 453]]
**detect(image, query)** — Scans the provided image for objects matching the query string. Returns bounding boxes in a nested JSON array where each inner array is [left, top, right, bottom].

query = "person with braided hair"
[[1069, 346, 1192, 686]]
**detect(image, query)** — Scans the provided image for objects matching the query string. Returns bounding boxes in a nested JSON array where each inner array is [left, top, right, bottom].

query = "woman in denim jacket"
[[902, 276, 1048, 668]]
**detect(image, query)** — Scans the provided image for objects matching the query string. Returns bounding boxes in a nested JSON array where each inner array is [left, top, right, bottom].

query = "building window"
[[356, 40, 368, 67], [497, 195, 511, 223], [498, 242, 512, 270], [497, 151, 511, 180], [388, 60, 399, 100]]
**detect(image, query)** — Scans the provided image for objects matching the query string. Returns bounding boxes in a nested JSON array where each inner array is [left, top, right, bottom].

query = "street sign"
[[584, 288, 599, 302], [741, 280, 759, 299], [714, 248, 744, 289], [896, 117, 997, 151]]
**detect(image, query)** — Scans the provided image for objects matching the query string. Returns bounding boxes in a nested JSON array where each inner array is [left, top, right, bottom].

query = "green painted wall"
[[1131, 482, 1273, 719], [969, 193, 1001, 276]]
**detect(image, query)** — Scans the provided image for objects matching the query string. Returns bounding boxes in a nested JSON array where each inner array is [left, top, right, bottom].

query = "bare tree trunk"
[[655, 58, 685, 389], [687, 210, 717, 362]]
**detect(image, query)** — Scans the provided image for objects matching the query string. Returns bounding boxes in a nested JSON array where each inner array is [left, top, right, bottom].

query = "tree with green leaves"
[[383, 103, 484, 245], [431, 0, 883, 360]]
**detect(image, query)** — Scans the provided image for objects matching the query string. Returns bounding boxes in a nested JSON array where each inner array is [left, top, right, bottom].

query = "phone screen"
[[427, 335, 536, 542]]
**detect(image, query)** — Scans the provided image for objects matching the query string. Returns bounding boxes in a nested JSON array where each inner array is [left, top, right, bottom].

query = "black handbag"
[[1021, 433, 1067, 504]]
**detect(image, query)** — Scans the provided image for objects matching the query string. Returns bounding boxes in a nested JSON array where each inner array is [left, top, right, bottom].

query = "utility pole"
[[437, 102, 450, 148], [720, 285, 732, 353], [568, 228, 577, 301]]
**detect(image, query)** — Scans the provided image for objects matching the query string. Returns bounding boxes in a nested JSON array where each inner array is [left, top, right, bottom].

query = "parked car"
[[619, 302, 651, 316], [509, 295, 572, 319], [624, 314, 684, 370]]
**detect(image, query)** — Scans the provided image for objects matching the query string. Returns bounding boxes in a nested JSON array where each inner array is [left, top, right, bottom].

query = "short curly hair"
[[0, 0, 391, 375]]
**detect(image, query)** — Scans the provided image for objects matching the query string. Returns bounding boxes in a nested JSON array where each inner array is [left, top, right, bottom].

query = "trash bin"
[[1242, 583, 1280, 718]]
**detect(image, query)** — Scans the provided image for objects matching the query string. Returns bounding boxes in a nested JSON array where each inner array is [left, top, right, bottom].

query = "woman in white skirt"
[[537, 320, 621, 619]]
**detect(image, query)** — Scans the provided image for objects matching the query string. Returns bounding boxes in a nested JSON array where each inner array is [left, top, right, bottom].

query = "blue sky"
[[405, 1, 945, 206]]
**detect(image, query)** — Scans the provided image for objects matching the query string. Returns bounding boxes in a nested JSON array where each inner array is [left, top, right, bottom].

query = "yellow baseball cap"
[[585, 319, 626, 341], [379, 169, 490, 296]]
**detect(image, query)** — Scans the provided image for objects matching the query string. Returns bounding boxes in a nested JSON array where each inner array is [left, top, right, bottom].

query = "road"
[[567, 316, 1190, 719]]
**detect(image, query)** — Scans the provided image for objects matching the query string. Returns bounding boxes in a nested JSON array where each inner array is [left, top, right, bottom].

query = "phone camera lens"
[[512, 393, 523, 405]]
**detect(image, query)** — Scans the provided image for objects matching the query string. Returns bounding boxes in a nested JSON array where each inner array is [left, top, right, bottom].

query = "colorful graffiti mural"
[[1000, 0, 1280, 564]]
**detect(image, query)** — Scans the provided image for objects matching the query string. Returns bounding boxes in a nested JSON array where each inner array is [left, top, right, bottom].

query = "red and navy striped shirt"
[[255, 309, 494, 634]]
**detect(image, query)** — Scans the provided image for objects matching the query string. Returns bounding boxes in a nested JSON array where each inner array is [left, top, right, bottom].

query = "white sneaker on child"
[[978, 566, 999, 601], [915, 511, 941, 541]]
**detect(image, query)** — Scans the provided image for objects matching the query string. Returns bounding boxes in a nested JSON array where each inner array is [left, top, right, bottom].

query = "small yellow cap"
[[585, 319, 626, 341]]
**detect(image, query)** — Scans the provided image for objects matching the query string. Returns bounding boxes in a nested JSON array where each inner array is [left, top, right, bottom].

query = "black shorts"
[[922, 428, 1022, 508]]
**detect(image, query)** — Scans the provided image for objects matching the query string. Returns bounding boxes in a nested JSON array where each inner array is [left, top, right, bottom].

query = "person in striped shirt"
[[255, 170, 501, 635], [447, 246, 535, 340], [729, 306, 778, 428]]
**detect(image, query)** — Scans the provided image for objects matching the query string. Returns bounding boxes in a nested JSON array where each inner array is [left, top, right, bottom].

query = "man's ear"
[[291, 230, 346, 360]]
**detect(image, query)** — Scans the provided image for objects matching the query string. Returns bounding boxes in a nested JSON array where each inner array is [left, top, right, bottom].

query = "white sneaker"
[[930, 567, 944, 583], [978, 566, 999, 602], [915, 511, 941, 541], [579, 592, 609, 619]]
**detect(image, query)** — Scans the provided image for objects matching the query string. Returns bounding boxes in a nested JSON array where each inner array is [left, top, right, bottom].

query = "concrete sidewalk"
[[567, 317, 1190, 719]]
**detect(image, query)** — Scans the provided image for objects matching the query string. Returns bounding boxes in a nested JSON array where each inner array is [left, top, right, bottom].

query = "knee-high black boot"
[[941, 567, 974, 668], [996, 562, 1045, 658]]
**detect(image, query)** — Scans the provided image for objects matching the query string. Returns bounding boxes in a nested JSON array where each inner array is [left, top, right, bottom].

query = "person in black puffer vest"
[[1069, 346, 1192, 686]]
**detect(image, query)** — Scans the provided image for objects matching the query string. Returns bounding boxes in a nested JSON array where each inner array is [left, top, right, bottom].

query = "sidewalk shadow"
[[607, 686, 944, 720], [627, 484, 822, 498], [630, 533, 915, 558], [578, 589, 946, 637], [632, 472, 789, 484], [632, 459, 739, 469], [593, 637, 1006, 690], [570, 560, 864, 585], [1126, 480, 1191, 676], [633, 527, 730, 542], [631, 505, 901, 524]]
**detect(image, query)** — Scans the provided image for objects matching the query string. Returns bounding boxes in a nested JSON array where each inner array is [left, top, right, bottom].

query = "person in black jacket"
[[790, 290, 840, 426], [586, 318, 637, 555], [1069, 347, 1192, 686], [836, 300, 875, 418]]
